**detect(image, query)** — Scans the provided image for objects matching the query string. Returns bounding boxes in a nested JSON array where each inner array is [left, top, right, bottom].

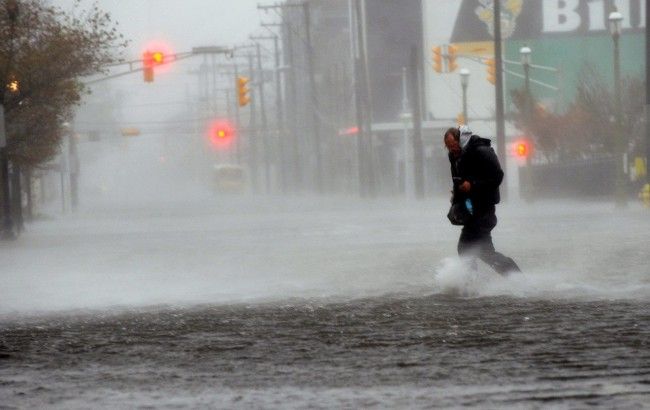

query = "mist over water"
[[2, 137, 649, 316], [2, 133, 650, 410]]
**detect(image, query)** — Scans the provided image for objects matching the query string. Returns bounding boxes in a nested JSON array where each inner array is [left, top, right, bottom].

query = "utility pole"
[[247, 52, 259, 193], [233, 62, 242, 165], [255, 42, 272, 193], [273, 34, 287, 194], [303, 2, 324, 193], [410, 46, 425, 200], [494, 0, 507, 199], [258, 4, 302, 191], [284, 20, 302, 191], [255, 31, 287, 193], [646, 0, 650, 185], [354, 0, 375, 197]]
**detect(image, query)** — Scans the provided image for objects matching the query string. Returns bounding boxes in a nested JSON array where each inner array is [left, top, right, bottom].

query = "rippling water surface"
[[2, 194, 650, 408], [1, 294, 649, 409]]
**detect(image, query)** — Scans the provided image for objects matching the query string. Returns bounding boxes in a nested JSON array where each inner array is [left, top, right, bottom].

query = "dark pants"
[[457, 207, 521, 276]]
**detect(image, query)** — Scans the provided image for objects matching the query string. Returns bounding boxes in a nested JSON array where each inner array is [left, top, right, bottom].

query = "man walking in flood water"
[[444, 125, 521, 276]]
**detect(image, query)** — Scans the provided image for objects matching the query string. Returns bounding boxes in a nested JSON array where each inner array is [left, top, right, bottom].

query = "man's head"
[[444, 127, 461, 158]]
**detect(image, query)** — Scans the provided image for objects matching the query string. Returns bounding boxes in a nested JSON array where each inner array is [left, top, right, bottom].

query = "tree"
[[511, 66, 645, 163], [1, 0, 128, 168]]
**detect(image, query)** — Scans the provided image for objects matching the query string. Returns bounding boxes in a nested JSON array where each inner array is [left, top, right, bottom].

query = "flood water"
[[1, 295, 649, 408], [1, 194, 650, 408]]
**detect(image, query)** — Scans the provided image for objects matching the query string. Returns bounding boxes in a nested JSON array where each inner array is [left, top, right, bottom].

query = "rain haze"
[[1, 0, 649, 408]]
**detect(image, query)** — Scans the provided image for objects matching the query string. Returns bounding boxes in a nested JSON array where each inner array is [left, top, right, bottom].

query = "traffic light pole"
[[233, 63, 243, 165], [493, 0, 508, 200]]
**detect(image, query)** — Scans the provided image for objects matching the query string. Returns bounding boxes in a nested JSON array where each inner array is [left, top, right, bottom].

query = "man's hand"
[[459, 180, 471, 193]]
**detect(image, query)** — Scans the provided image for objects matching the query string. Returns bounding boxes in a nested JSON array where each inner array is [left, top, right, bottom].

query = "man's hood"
[[459, 125, 472, 149], [464, 134, 492, 151]]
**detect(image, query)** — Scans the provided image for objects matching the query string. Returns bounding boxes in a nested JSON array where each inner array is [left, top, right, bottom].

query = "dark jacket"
[[448, 134, 503, 214]]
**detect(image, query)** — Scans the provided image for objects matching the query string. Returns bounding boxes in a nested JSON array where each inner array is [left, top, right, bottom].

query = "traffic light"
[[447, 45, 459, 73], [142, 50, 165, 83], [237, 76, 250, 107], [432, 46, 443, 73], [208, 120, 236, 149], [513, 139, 532, 159], [151, 51, 164, 65], [143, 66, 154, 82], [485, 58, 496, 85]]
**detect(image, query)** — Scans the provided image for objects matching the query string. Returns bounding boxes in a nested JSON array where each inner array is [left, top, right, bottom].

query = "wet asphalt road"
[[1, 295, 649, 409]]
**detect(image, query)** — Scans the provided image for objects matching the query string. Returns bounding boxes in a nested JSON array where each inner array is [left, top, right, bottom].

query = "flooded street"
[[2, 0, 649, 407], [1, 195, 650, 408], [1, 297, 649, 408]]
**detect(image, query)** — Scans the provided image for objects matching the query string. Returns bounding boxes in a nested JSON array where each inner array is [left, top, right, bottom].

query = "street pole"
[[494, 0, 508, 199], [303, 2, 324, 193], [410, 46, 425, 200], [351, 0, 366, 197], [0, 106, 12, 238], [10, 162, 22, 232], [646, 0, 650, 185], [614, 33, 625, 206], [273, 35, 287, 194], [354, 0, 376, 197], [251, 34, 287, 194], [610, 11, 627, 207], [258, 5, 302, 191], [248, 53, 259, 193], [520, 46, 532, 168], [256, 43, 272, 194], [67, 124, 79, 210], [1, 0, 19, 239], [400, 66, 412, 198], [358, 0, 375, 196], [233, 63, 242, 165], [460, 68, 469, 125], [285, 21, 302, 191]]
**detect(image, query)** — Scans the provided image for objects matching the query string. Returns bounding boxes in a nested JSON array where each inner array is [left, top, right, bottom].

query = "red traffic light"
[[512, 139, 533, 158], [208, 120, 236, 149], [143, 50, 166, 67]]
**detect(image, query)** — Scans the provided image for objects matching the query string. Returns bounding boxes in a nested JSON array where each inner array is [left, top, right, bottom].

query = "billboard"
[[446, 0, 644, 112]]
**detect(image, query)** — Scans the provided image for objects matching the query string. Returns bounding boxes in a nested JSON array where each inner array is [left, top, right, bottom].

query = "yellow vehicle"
[[213, 164, 245, 193]]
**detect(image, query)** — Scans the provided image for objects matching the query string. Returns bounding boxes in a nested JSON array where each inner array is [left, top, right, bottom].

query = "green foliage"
[[0, 0, 128, 167]]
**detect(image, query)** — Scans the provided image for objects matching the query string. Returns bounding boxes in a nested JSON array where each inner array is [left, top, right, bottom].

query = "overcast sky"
[[48, 0, 271, 131], [51, 0, 264, 58], [47, 1, 470, 135]]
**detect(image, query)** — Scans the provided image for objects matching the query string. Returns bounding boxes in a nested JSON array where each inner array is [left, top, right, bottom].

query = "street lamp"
[[609, 10, 627, 206], [519, 46, 532, 101], [518, 46, 533, 199], [519, 46, 532, 150], [459, 68, 470, 125]]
